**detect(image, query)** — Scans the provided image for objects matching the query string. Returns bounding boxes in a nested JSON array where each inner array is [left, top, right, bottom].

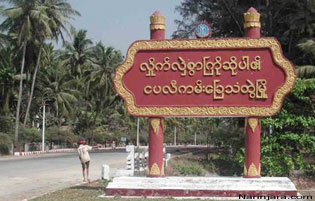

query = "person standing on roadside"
[[77, 139, 92, 183]]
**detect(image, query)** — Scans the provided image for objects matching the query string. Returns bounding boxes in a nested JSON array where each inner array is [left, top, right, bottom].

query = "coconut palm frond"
[[296, 65, 315, 78]]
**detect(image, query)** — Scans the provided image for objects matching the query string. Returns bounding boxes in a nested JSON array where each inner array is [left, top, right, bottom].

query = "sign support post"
[[243, 7, 261, 178], [148, 11, 165, 177]]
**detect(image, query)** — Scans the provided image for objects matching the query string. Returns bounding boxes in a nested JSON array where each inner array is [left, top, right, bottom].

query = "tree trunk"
[[15, 41, 27, 152], [91, 112, 98, 144], [2, 86, 10, 114], [23, 42, 43, 126]]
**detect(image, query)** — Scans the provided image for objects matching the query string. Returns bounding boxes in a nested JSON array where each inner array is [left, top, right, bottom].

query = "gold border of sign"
[[113, 38, 296, 117]]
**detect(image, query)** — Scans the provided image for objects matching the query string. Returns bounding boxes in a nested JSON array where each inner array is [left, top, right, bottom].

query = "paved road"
[[0, 150, 127, 201]]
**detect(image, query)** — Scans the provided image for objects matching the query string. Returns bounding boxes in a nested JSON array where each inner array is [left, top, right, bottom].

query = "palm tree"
[[37, 47, 79, 126], [0, 0, 37, 149], [83, 42, 123, 143], [0, 43, 16, 115], [23, 0, 80, 126], [62, 28, 92, 83], [86, 42, 123, 97], [296, 39, 315, 78], [0, 32, 7, 49]]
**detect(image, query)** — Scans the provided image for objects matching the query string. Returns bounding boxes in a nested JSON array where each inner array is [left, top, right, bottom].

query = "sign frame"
[[113, 37, 296, 117]]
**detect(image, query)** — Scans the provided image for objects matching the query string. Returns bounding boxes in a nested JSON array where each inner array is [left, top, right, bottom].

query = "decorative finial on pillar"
[[150, 11, 165, 31], [244, 7, 261, 29]]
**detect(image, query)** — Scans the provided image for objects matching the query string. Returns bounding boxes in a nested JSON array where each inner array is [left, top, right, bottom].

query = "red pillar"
[[244, 118, 261, 178], [148, 118, 165, 176], [148, 11, 165, 177], [150, 11, 165, 40], [243, 7, 261, 178]]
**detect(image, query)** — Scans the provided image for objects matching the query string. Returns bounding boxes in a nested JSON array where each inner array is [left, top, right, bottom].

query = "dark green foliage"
[[235, 133, 315, 176], [174, 0, 315, 65], [0, 132, 12, 155], [0, 115, 14, 134], [46, 127, 78, 145], [19, 126, 41, 143], [263, 79, 315, 134], [262, 133, 314, 176], [0, 115, 41, 147], [0, 116, 14, 154]]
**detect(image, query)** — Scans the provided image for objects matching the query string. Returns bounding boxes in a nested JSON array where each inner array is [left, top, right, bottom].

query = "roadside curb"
[[14, 148, 76, 156], [14, 147, 125, 157]]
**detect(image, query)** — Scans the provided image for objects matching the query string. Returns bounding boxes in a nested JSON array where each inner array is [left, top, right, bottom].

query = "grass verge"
[[30, 180, 108, 201], [30, 180, 219, 201]]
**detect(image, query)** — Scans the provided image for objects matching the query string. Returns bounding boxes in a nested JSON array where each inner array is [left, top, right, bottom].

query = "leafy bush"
[[0, 132, 12, 155], [263, 79, 315, 134], [46, 127, 78, 145], [175, 163, 204, 176], [19, 126, 41, 143], [261, 133, 314, 176], [94, 132, 106, 144], [94, 126, 116, 143], [235, 132, 315, 176], [0, 116, 14, 134]]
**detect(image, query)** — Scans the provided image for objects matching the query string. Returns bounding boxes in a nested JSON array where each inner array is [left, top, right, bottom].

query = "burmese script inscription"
[[140, 56, 267, 100]]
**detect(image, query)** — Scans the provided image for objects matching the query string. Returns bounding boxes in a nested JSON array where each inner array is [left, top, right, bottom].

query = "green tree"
[[296, 39, 315, 78], [0, 0, 35, 149], [83, 42, 123, 143], [263, 79, 315, 135], [85, 43, 123, 96], [37, 46, 79, 126], [23, 0, 80, 126], [173, 0, 315, 64], [0, 44, 16, 114], [62, 28, 92, 82], [0, 2, 129, 150]]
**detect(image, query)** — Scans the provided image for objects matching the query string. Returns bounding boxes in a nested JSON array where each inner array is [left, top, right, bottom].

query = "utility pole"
[[174, 126, 177, 146], [42, 103, 46, 152], [194, 132, 197, 145], [136, 118, 140, 146]]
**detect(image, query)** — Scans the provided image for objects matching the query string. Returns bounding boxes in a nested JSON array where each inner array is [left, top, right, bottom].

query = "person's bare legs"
[[86, 167, 90, 182], [82, 164, 86, 182], [86, 161, 90, 182]]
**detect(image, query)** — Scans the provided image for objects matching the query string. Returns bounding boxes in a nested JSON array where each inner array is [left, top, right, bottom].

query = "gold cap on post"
[[244, 7, 261, 29], [150, 11, 165, 30]]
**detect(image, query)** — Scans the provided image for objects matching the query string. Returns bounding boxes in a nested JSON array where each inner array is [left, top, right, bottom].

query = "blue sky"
[[67, 0, 183, 55]]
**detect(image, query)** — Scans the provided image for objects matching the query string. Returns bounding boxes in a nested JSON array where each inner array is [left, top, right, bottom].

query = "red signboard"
[[113, 38, 296, 117]]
